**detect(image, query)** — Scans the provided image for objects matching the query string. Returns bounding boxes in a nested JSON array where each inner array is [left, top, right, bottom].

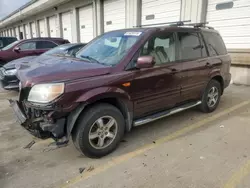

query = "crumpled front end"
[[9, 88, 67, 140]]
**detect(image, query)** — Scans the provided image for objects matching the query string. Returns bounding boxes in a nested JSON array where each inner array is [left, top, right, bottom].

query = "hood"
[[3, 56, 37, 70], [17, 55, 111, 86]]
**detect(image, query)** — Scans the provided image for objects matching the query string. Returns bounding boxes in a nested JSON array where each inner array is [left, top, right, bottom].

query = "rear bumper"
[[224, 73, 232, 88], [9, 99, 66, 139]]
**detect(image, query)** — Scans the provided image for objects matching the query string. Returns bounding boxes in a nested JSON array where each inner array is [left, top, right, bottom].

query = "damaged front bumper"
[[9, 99, 67, 139]]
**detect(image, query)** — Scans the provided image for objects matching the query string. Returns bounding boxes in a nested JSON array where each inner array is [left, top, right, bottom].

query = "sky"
[[0, 0, 30, 19]]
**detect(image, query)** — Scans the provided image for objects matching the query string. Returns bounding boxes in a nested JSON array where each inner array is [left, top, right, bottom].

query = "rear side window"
[[202, 32, 227, 56], [177, 32, 206, 60], [36, 41, 57, 49]]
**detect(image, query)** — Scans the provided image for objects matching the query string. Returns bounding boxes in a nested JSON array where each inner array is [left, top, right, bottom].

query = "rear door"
[[35, 41, 58, 55], [130, 31, 182, 118], [176, 30, 210, 102]]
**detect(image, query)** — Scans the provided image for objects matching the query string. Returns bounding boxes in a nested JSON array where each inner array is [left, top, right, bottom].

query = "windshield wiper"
[[80, 55, 101, 64]]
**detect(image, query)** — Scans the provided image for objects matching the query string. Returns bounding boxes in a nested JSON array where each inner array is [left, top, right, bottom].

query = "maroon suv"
[[10, 23, 231, 158], [0, 37, 69, 64]]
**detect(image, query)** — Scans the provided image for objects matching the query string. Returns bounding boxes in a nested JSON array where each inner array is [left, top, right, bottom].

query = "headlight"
[[28, 83, 64, 103], [5, 69, 17, 76]]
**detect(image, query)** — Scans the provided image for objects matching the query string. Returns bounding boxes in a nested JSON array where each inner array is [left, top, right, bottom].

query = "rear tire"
[[199, 79, 222, 113], [72, 103, 125, 158]]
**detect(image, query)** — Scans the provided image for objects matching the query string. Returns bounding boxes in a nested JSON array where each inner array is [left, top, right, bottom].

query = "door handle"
[[205, 62, 212, 67], [170, 68, 179, 74]]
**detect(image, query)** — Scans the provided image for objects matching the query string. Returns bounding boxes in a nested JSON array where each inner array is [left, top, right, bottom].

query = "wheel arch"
[[211, 75, 224, 94], [67, 95, 133, 139]]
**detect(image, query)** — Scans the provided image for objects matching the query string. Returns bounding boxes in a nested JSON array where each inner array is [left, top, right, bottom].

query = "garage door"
[[61, 12, 72, 42], [38, 19, 46, 37], [103, 0, 126, 32], [11, 28, 15, 37], [15, 27, 19, 39], [206, 0, 250, 49], [31, 22, 36, 38], [141, 0, 181, 26], [25, 24, 31, 39], [48, 16, 57, 37], [78, 5, 94, 43], [19, 26, 24, 39], [10, 29, 12, 36]]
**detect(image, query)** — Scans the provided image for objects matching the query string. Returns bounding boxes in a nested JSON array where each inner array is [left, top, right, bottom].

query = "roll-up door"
[[38, 19, 46, 37], [25, 24, 31, 39], [103, 0, 126, 32], [31, 22, 37, 38], [206, 0, 250, 49], [61, 12, 73, 42], [141, 0, 181, 26], [78, 5, 94, 43], [48, 16, 57, 37]]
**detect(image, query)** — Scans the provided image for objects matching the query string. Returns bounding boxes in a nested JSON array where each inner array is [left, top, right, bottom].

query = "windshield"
[[2, 40, 19, 50], [76, 31, 142, 66]]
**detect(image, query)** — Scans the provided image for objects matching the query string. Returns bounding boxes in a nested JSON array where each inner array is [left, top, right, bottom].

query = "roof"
[[0, 0, 38, 22], [0, 0, 70, 28]]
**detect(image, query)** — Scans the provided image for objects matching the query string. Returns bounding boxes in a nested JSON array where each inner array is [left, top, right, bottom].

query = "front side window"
[[36, 41, 57, 49], [76, 31, 142, 66], [140, 32, 176, 66], [177, 32, 204, 60], [202, 32, 227, 56], [19, 42, 36, 50]]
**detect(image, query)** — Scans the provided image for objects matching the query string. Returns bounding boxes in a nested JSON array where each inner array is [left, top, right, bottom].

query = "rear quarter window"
[[202, 31, 227, 56]]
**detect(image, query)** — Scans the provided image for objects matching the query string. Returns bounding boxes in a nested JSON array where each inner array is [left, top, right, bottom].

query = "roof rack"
[[135, 20, 191, 28], [182, 22, 214, 29], [135, 20, 214, 29]]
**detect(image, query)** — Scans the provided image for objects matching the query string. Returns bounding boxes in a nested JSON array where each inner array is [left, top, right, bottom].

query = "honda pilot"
[[10, 23, 231, 158]]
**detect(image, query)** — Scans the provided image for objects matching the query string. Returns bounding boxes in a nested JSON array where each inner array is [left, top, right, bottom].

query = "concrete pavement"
[[1, 85, 250, 188]]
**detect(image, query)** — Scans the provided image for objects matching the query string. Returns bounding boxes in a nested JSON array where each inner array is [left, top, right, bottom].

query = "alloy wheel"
[[88, 116, 118, 149]]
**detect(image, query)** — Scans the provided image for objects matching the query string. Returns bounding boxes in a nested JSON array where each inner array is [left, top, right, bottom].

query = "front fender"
[[76, 86, 131, 103], [67, 87, 133, 137]]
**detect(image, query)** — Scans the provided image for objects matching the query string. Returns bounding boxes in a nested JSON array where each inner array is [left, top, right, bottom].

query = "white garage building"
[[0, 0, 249, 66]]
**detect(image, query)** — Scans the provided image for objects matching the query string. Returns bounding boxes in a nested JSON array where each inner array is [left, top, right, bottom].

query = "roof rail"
[[182, 22, 214, 29], [134, 20, 214, 30], [135, 20, 191, 28]]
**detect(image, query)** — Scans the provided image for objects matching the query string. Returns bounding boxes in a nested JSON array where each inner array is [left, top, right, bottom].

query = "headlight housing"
[[28, 83, 64, 103], [5, 69, 17, 76]]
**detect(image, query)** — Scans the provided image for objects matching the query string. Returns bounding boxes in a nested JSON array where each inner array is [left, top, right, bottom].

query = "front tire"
[[72, 103, 125, 158], [199, 79, 222, 113]]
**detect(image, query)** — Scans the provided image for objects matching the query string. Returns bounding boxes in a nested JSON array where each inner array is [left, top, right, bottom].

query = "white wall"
[[0, 0, 207, 42]]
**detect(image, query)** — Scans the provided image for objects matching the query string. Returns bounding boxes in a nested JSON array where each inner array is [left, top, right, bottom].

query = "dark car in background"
[[0, 37, 17, 49], [0, 43, 85, 90], [10, 22, 231, 158], [0, 37, 69, 65]]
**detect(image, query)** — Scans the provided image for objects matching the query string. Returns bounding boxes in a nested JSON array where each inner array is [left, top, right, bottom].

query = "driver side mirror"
[[14, 47, 20, 52], [136, 56, 155, 69]]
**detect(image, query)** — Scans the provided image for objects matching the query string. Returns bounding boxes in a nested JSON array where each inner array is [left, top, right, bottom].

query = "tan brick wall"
[[228, 49, 250, 66]]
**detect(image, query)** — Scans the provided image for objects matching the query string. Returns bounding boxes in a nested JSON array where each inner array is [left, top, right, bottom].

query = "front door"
[[129, 31, 182, 118], [13, 41, 37, 60], [176, 31, 210, 102]]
